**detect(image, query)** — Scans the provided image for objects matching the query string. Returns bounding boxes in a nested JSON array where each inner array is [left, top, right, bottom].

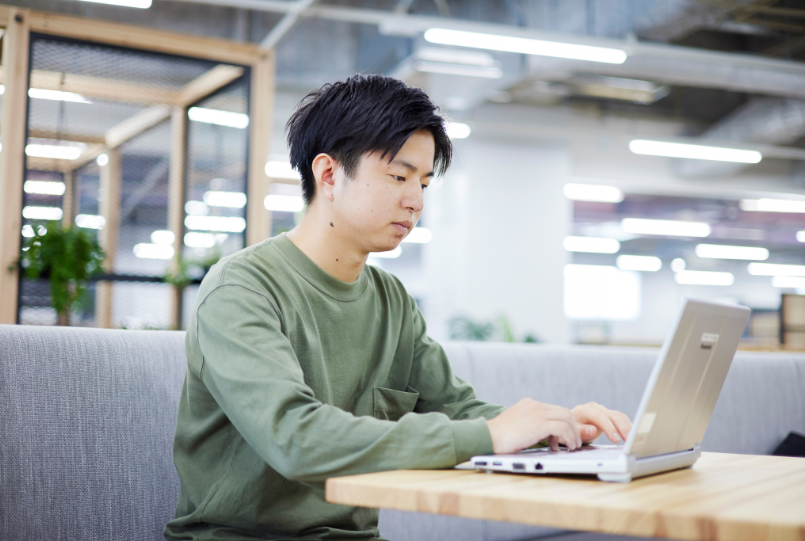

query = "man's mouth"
[[391, 221, 412, 235]]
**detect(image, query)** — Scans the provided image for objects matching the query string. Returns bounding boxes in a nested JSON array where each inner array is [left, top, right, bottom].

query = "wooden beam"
[[66, 144, 107, 173], [29, 129, 106, 145], [29, 68, 177, 106], [178, 64, 245, 107], [61, 170, 75, 229], [167, 108, 187, 331], [0, 7, 30, 325], [105, 105, 171, 150], [95, 149, 122, 329], [246, 50, 276, 247], [26, 9, 258, 66]]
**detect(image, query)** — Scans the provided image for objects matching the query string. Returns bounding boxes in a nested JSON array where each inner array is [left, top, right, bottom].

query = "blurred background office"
[[3, 0, 804, 349]]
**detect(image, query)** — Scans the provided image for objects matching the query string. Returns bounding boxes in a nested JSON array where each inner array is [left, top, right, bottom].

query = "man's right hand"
[[486, 399, 582, 454]]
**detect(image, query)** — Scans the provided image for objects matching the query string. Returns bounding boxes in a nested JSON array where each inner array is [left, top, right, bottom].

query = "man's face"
[[331, 129, 435, 255]]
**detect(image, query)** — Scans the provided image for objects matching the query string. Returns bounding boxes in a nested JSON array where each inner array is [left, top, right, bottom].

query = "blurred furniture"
[[327, 453, 805, 541], [782, 294, 805, 349], [1, 325, 803, 541]]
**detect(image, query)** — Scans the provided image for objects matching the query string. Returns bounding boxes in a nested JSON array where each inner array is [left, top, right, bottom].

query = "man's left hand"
[[571, 402, 632, 444]]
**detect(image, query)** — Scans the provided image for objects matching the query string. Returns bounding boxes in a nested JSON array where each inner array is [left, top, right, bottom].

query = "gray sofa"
[[1, 324, 803, 541]]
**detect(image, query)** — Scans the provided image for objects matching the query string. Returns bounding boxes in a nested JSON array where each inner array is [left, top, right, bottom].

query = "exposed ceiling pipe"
[[259, 0, 317, 49], [639, 0, 760, 42]]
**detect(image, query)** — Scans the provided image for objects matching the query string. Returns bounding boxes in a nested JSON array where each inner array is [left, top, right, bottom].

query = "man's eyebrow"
[[390, 158, 435, 177]]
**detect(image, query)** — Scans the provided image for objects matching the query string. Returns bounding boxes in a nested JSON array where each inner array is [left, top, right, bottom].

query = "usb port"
[[492, 461, 503, 466], [512, 463, 525, 470], [474, 461, 487, 467]]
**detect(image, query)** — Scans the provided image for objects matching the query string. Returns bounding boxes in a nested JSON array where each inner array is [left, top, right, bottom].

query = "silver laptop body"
[[470, 298, 751, 482]]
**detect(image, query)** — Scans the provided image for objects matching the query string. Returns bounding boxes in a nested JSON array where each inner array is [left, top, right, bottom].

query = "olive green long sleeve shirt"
[[165, 234, 505, 541]]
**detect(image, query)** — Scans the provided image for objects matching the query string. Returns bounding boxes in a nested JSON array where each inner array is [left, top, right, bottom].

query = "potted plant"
[[16, 221, 105, 326]]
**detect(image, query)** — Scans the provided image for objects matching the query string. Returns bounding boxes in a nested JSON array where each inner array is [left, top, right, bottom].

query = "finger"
[[578, 404, 621, 443], [552, 406, 582, 449], [578, 423, 600, 443], [548, 435, 559, 452], [554, 419, 580, 451], [593, 404, 632, 441]]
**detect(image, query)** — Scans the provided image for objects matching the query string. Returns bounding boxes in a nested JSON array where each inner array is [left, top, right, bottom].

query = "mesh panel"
[[21, 35, 250, 329]]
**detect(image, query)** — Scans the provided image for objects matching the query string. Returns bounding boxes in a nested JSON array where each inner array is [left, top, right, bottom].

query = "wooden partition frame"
[[0, 5, 276, 325]]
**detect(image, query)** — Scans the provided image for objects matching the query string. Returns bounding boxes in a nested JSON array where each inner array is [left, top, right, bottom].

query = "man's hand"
[[572, 402, 632, 444], [486, 399, 582, 453]]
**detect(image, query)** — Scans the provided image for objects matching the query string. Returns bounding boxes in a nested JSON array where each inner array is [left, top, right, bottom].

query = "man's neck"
[[286, 208, 367, 283]]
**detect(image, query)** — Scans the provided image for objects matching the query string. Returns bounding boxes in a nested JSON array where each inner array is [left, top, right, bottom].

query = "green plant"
[[448, 316, 496, 341], [15, 221, 104, 326]]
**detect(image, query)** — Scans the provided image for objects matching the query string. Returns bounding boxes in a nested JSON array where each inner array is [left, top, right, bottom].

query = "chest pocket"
[[373, 386, 420, 421]]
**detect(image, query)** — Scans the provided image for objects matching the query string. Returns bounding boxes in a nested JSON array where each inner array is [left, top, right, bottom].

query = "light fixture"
[[185, 201, 209, 216], [75, 214, 106, 229], [77, 0, 152, 7], [423, 28, 627, 64], [25, 144, 85, 160], [798, 231, 805, 243], [370, 246, 403, 259], [264, 161, 300, 180], [674, 270, 734, 286], [184, 232, 217, 248], [133, 243, 174, 259], [671, 258, 686, 272], [24, 180, 66, 196], [402, 227, 433, 244], [184, 215, 246, 233], [563, 183, 623, 203], [694, 244, 769, 261], [413, 61, 503, 79], [563, 264, 641, 321], [621, 218, 711, 238], [628, 140, 762, 164], [771, 276, 805, 288], [445, 122, 471, 139], [203, 191, 247, 209], [747, 262, 805, 277], [264, 194, 305, 213], [188, 107, 249, 129], [22, 206, 63, 220], [563, 236, 620, 254], [28, 88, 91, 104], [616, 255, 661, 272], [22, 225, 47, 238], [150, 230, 175, 246], [740, 198, 805, 213], [96, 154, 109, 167]]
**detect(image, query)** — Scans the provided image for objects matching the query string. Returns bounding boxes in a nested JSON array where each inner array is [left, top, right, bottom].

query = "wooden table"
[[326, 452, 805, 541]]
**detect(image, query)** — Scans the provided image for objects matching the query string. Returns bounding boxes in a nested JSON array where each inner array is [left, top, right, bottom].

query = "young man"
[[165, 75, 631, 541]]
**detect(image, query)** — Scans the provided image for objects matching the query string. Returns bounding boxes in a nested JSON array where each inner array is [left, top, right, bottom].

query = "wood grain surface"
[[325, 452, 805, 541]]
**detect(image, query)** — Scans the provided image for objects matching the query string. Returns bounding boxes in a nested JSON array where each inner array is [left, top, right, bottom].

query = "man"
[[165, 75, 631, 541]]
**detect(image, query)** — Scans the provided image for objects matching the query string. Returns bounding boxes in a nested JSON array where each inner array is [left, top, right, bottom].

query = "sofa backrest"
[[0, 325, 186, 541]]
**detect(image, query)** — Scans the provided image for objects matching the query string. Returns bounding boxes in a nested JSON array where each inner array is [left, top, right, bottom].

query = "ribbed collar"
[[274, 233, 369, 302]]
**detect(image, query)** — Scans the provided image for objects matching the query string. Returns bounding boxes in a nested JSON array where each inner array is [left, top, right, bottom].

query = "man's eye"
[[421, 184, 429, 191], [391, 175, 405, 182]]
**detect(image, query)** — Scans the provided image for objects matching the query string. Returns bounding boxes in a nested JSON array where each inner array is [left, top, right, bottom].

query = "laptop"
[[468, 298, 751, 482]]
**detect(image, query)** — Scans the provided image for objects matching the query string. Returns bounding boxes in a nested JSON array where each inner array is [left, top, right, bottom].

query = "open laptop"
[[469, 298, 751, 482]]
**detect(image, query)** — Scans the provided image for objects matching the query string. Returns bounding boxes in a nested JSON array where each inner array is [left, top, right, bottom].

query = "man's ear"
[[311, 153, 338, 203]]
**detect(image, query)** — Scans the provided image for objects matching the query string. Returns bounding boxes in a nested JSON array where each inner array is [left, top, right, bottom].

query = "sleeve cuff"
[[451, 417, 494, 464]]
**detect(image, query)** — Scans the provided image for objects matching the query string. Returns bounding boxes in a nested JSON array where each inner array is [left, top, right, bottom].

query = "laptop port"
[[535, 463, 543, 471], [474, 461, 487, 467], [492, 461, 502, 466], [512, 463, 525, 470]]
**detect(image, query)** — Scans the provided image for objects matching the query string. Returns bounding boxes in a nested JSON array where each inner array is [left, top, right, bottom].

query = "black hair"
[[286, 74, 453, 205]]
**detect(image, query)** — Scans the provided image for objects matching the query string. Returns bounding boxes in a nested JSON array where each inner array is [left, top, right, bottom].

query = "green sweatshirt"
[[165, 233, 504, 541]]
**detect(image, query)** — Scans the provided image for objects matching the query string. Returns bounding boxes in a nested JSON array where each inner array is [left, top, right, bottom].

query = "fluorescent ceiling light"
[[188, 107, 249, 129], [740, 198, 805, 213], [24, 180, 66, 196], [133, 243, 174, 259], [264, 195, 305, 213], [747, 262, 805, 277], [403, 227, 433, 244], [771, 276, 805, 288], [424, 28, 627, 64], [563, 264, 641, 321], [150, 230, 175, 246], [621, 218, 711, 238], [671, 258, 686, 272], [563, 183, 623, 203], [616, 255, 661, 272], [96, 154, 109, 167], [203, 191, 247, 209], [629, 139, 762, 164], [185, 201, 209, 216], [184, 232, 217, 248], [22, 206, 63, 220], [674, 270, 734, 286], [22, 225, 47, 238], [28, 88, 91, 104], [26, 144, 85, 160], [77, 0, 152, 7], [75, 214, 105, 229], [265, 161, 300, 180], [413, 61, 503, 79], [185, 215, 245, 233], [446, 122, 471, 139], [563, 236, 620, 254], [798, 231, 805, 243], [370, 246, 402, 259], [695, 243, 769, 261]]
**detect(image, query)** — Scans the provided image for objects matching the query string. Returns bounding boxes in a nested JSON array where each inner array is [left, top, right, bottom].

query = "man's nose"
[[403, 180, 425, 213]]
